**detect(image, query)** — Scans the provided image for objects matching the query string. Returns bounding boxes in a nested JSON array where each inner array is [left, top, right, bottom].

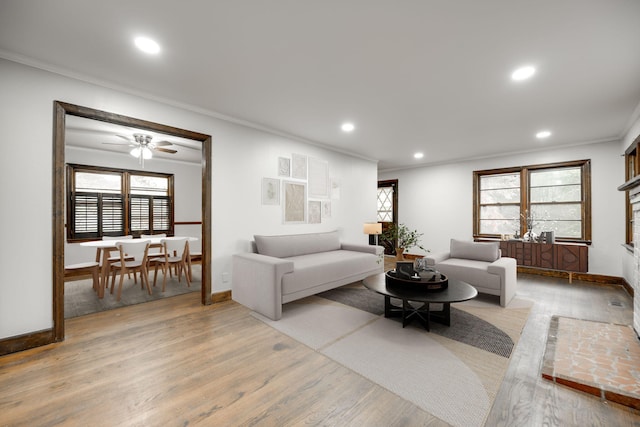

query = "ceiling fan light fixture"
[[130, 147, 153, 159]]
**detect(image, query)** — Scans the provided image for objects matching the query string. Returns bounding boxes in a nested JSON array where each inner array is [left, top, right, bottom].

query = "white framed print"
[[278, 157, 290, 177], [261, 177, 280, 205], [283, 181, 306, 223], [292, 153, 307, 180], [308, 200, 321, 224], [322, 200, 332, 218], [308, 157, 329, 198]]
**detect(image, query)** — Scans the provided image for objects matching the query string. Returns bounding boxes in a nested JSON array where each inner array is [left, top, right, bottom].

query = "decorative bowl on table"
[[385, 269, 448, 291]]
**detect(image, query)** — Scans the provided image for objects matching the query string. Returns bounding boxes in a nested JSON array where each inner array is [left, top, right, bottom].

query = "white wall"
[[379, 140, 626, 277], [0, 59, 378, 339]]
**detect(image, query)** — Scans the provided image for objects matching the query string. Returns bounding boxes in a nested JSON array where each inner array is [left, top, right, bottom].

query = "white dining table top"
[[80, 236, 198, 248]]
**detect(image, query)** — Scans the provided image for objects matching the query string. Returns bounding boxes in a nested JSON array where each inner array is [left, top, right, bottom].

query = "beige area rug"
[[252, 292, 533, 427]]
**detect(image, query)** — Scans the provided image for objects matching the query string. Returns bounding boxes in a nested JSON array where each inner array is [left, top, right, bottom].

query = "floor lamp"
[[363, 222, 382, 246]]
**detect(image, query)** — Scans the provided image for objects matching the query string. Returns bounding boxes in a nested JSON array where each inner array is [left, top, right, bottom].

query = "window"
[[67, 164, 174, 241], [377, 186, 394, 222], [624, 137, 640, 245], [474, 160, 591, 243], [477, 171, 521, 235]]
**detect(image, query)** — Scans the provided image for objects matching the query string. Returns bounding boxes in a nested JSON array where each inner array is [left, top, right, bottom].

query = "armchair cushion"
[[450, 239, 499, 262]]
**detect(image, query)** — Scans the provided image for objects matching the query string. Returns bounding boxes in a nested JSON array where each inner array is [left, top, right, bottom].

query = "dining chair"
[[150, 238, 191, 292], [141, 233, 167, 261], [110, 240, 151, 301], [64, 261, 101, 297], [186, 238, 202, 282], [101, 235, 134, 286]]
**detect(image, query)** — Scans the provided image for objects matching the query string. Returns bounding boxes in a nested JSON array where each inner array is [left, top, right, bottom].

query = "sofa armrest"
[[341, 243, 384, 256], [424, 251, 450, 266], [232, 253, 294, 320], [487, 257, 517, 307]]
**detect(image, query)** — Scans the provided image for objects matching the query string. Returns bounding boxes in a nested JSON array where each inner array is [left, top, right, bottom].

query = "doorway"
[[53, 101, 212, 341], [377, 179, 398, 255]]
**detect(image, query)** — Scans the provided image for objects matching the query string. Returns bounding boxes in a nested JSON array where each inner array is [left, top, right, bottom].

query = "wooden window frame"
[[66, 164, 175, 242], [624, 135, 640, 245], [473, 159, 592, 244]]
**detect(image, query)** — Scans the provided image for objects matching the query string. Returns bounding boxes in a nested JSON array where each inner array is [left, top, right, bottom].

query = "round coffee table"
[[362, 271, 478, 331]]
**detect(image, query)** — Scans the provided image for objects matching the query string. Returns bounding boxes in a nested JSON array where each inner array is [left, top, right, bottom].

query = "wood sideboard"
[[498, 240, 588, 273]]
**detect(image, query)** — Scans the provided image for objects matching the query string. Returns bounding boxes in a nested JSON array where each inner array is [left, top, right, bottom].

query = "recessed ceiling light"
[[134, 36, 161, 55], [414, 152, 424, 159], [341, 122, 355, 132], [511, 66, 536, 81], [536, 130, 552, 139]]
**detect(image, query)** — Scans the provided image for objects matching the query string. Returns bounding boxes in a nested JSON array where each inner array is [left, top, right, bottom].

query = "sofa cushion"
[[436, 258, 501, 291], [254, 231, 341, 258], [450, 239, 499, 262], [281, 250, 378, 295]]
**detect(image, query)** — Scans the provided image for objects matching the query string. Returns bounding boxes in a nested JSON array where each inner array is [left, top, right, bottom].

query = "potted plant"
[[380, 223, 426, 260]]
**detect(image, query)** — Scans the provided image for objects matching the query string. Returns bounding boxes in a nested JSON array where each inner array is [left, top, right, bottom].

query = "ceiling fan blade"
[[169, 141, 200, 150], [102, 141, 135, 146], [116, 134, 132, 142], [154, 147, 178, 154], [154, 140, 173, 147]]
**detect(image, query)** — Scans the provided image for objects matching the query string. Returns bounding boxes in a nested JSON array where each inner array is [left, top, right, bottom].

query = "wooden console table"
[[498, 240, 588, 280]]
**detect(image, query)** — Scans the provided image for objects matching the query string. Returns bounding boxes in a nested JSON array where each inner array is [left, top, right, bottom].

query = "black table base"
[[363, 271, 477, 333], [384, 296, 451, 331]]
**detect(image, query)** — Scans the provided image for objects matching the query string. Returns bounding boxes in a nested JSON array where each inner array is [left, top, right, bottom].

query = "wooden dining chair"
[[141, 233, 167, 261], [186, 238, 202, 282], [101, 235, 135, 284], [64, 261, 101, 298], [109, 240, 151, 301], [150, 238, 191, 292]]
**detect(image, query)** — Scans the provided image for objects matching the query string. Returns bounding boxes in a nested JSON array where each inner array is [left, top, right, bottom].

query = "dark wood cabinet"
[[499, 241, 588, 273]]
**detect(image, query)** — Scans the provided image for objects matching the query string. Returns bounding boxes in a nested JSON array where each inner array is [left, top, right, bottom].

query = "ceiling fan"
[[103, 133, 178, 167]]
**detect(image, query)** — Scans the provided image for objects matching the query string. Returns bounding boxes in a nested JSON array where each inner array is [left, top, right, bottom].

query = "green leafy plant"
[[380, 223, 426, 252]]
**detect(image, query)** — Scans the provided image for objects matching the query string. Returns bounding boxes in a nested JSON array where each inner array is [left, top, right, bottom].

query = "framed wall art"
[[331, 178, 341, 200], [261, 177, 280, 205], [308, 157, 329, 198], [283, 181, 306, 223], [322, 200, 331, 218], [308, 200, 321, 224], [278, 157, 290, 177], [292, 153, 307, 180]]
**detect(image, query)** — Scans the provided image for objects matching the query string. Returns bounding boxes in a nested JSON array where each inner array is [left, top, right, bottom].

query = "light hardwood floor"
[[1, 274, 639, 426]]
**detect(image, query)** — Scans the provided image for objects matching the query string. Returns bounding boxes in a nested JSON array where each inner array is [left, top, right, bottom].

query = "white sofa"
[[232, 231, 384, 320], [425, 239, 517, 307]]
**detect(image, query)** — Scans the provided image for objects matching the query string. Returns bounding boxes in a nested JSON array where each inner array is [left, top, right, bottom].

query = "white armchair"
[[425, 239, 517, 307]]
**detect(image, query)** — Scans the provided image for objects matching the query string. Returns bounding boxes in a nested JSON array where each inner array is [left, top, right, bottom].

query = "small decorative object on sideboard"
[[539, 231, 555, 244]]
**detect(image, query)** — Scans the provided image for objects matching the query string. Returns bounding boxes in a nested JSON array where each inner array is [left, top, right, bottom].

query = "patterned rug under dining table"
[[79, 236, 198, 297]]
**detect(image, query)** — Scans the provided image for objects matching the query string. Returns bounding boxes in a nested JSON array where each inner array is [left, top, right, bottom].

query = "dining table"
[[80, 236, 198, 298]]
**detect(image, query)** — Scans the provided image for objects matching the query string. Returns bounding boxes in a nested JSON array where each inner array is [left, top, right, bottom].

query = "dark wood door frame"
[[0, 101, 212, 356]]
